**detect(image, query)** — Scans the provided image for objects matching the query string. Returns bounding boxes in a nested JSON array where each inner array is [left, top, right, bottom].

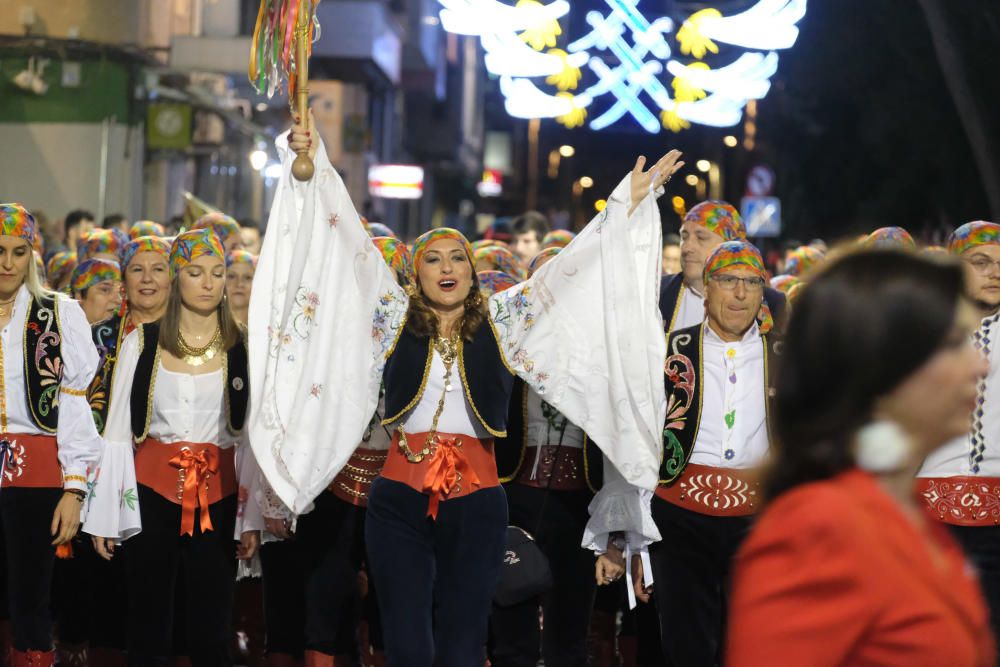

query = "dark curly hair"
[[405, 274, 488, 341]]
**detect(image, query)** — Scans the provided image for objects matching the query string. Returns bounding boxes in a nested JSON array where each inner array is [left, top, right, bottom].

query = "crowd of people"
[[0, 113, 997, 667]]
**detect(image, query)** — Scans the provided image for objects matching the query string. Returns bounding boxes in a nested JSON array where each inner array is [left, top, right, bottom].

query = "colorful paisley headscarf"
[[77, 228, 122, 262], [864, 227, 916, 249], [366, 222, 396, 239], [473, 244, 525, 279], [948, 221, 1000, 256], [784, 245, 825, 277], [477, 270, 519, 296], [129, 220, 166, 240], [704, 240, 773, 334], [542, 229, 575, 249], [193, 212, 241, 247], [0, 203, 40, 248], [527, 247, 561, 277], [46, 251, 77, 287], [470, 239, 506, 254], [122, 236, 171, 269], [226, 249, 259, 269], [71, 258, 122, 293], [372, 236, 413, 286], [683, 201, 746, 242], [169, 229, 225, 274], [770, 274, 801, 295], [412, 228, 475, 274]]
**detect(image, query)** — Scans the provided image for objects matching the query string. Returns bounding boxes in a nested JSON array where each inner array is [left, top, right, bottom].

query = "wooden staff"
[[291, 1, 314, 181]]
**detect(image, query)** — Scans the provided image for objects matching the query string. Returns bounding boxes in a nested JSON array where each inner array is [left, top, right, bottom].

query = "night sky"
[[482, 0, 1000, 244]]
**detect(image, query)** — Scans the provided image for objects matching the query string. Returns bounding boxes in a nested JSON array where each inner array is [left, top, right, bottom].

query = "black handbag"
[[493, 426, 567, 607]]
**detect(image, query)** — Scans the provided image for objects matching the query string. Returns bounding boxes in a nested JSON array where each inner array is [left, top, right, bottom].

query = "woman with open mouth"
[[244, 115, 682, 667]]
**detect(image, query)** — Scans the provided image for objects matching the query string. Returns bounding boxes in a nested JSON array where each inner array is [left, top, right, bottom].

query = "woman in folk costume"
[[55, 235, 174, 667], [84, 229, 264, 666], [256, 236, 407, 667], [224, 250, 257, 326], [0, 205, 103, 667], [192, 213, 243, 255], [247, 121, 677, 667], [490, 246, 606, 667], [70, 258, 123, 326], [46, 252, 76, 293]]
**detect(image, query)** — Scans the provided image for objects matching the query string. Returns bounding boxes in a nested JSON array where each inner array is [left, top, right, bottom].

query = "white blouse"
[[397, 349, 490, 440], [0, 285, 100, 492], [83, 330, 263, 541]]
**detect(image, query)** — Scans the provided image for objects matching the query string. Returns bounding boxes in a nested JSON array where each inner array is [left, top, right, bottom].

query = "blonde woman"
[[0, 205, 103, 667]]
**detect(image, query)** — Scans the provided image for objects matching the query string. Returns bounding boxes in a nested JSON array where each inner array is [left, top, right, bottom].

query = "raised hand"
[[629, 150, 685, 216]]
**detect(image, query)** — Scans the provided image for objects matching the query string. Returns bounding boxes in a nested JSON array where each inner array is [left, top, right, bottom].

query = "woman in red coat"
[[727, 249, 996, 667]]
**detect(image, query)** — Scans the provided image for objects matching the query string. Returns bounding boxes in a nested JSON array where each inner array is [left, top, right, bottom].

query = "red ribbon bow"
[[422, 437, 480, 519], [169, 447, 219, 536]]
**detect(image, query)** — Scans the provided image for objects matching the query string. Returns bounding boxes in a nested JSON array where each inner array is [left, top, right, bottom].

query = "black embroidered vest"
[[88, 314, 126, 435], [23, 295, 64, 433], [130, 323, 250, 442], [659, 323, 780, 485], [495, 378, 603, 492], [382, 319, 515, 437]]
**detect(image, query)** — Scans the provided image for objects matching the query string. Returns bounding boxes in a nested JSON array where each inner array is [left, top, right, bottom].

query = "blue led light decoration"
[[438, 0, 806, 132]]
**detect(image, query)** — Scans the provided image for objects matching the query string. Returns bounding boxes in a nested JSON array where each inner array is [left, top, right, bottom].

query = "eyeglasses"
[[711, 274, 766, 291], [965, 257, 1000, 275]]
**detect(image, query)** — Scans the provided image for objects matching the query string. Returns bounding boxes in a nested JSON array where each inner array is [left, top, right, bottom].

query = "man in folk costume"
[[918, 221, 1000, 646], [595, 240, 780, 666], [659, 201, 785, 333]]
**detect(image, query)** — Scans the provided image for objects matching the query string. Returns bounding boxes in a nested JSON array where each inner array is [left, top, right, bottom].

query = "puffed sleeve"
[[81, 329, 141, 541], [488, 175, 667, 493], [725, 488, 873, 666], [55, 298, 103, 492], [247, 132, 406, 515], [582, 457, 660, 553]]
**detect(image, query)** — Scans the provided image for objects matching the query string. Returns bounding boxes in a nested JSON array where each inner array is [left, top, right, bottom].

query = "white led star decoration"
[[438, 0, 807, 132]]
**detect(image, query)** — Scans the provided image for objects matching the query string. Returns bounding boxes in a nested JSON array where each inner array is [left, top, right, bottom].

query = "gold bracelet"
[[63, 474, 88, 484], [60, 386, 88, 397]]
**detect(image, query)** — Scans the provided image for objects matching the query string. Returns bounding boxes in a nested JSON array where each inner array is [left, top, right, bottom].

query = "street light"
[[685, 174, 699, 186], [696, 159, 711, 173], [594, 199, 607, 212], [559, 145, 576, 158], [249, 149, 268, 171], [579, 176, 594, 188], [723, 135, 738, 148]]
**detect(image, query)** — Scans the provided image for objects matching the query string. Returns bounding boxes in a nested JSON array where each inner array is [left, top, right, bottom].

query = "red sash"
[[134, 439, 236, 535], [656, 463, 760, 517], [381, 431, 499, 519], [0, 433, 63, 488]]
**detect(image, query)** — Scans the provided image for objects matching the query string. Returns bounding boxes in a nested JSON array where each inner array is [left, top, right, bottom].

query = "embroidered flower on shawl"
[[121, 487, 138, 511], [310, 384, 323, 398]]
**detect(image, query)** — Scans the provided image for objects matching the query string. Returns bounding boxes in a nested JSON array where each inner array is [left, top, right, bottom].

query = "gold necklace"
[[177, 326, 222, 367], [0, 297, 16, 319], [398, 333, 461, 463]]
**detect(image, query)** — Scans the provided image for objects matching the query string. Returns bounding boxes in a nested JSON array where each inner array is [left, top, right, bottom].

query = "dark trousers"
[[365, 477, 507, 667], [648, 497, 751, 667], [951, 525, 1000, 646], [0, 487, 61, 651], [124, 485, 237, 667], [490, 484, 595, 667], [260, 490, 362, 657]]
